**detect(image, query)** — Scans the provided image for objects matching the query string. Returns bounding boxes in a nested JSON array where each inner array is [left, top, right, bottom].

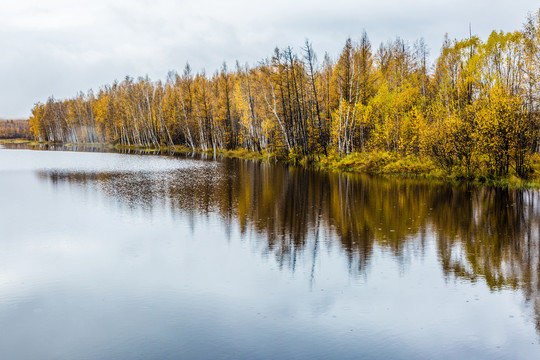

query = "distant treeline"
[[0, 120, 30, 139], [30, 9, 540, 177]]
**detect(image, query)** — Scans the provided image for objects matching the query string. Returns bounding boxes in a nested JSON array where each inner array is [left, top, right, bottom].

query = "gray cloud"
[[0, 0, 538, 118]]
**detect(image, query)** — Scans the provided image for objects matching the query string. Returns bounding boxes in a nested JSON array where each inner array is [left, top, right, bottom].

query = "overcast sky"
[[1, 0, 538, 118]]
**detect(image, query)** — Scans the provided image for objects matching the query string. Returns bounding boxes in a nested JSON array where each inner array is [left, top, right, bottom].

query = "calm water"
[[1, 145, 539, 359]]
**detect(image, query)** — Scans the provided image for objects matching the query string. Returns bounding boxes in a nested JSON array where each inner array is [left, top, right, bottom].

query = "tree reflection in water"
[[38, 156, 540, 332]]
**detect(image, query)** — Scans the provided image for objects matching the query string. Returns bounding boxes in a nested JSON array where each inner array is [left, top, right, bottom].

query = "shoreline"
[[2, 138, 540, 189]]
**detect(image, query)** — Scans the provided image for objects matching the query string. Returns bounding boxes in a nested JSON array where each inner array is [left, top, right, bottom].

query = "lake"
[[0, 145, 539, 359]]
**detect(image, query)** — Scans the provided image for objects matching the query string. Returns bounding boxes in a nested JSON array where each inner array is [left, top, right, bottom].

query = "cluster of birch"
[[30, 10, 540, 176]]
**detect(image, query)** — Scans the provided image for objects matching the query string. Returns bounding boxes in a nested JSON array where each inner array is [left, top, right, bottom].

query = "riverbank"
[[2, 138, 540, 189], [0, 139, 41, 145], [314, 151, 540, 189]]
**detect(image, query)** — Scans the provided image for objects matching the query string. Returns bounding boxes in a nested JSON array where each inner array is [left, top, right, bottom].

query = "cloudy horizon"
[[1, 0, 538, 118]]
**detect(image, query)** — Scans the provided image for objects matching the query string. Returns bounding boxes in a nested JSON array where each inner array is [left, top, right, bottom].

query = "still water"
[[0, 145, 539, 359]]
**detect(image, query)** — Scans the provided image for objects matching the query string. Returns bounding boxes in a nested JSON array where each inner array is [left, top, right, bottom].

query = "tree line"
[[0, 120, 31, 139], [30, 9, 540, 177]]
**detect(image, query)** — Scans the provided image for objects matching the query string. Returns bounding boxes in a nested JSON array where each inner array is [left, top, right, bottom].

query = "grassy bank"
[[2, 138, 540, 189], [0, 138, 40, 145], [314, 151, 540, 189]]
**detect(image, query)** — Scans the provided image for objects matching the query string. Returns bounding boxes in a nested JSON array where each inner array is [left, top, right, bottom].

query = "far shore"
[[2, 138, 540, 190]]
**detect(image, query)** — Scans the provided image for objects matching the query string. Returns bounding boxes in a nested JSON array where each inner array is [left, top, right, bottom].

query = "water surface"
[[0, 146, 539, 359]]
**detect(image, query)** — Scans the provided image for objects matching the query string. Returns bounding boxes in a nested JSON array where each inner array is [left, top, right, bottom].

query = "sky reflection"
[[0, 148, 539, 359]]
